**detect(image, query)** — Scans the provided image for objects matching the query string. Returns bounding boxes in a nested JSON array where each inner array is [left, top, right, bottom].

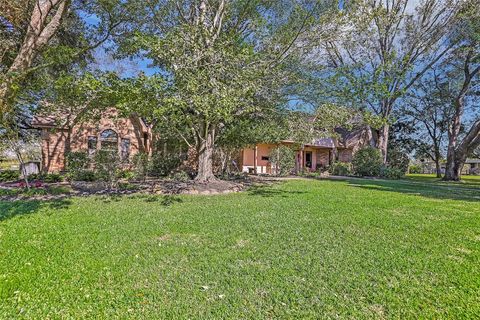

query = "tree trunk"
[[434, 158, 442, 178], [195, 126, 216, 182], [376, 125, 389, 163], [0, 0, 68, 117], [444, 155, 463, 181]]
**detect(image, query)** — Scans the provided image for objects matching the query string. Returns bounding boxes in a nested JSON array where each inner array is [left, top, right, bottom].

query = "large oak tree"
[[114, 0, 327, 181]]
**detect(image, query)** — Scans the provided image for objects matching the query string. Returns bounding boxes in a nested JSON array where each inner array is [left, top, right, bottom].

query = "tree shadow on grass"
[[246, 183, 307, 198], [97, 194, 183, 206], [0, 198, 73, 222], [343, 178, 480, 202]]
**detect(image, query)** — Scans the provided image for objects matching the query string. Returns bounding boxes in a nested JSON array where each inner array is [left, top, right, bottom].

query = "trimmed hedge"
[[329, 162, 352, 176], [352, 147, 383, 177]]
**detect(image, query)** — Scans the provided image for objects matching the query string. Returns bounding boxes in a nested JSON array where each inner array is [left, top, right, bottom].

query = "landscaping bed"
[[0, 176, 254, 201]]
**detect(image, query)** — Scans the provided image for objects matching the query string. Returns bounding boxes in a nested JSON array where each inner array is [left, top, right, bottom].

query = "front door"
[[305, 151, 312, 169]]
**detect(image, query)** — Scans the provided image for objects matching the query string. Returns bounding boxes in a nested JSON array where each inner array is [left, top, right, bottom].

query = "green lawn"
[[407, 173, 480, 184], [1, 178, 479, 319]]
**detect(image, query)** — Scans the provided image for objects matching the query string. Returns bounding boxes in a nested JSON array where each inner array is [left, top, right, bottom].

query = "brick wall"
[[41, 111, 150, 173], [338, 149, 353, 163]]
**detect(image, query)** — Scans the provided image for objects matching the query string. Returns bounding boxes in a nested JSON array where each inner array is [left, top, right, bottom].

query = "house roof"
[[281, 138, 336, 149], [466, 158, 480, 164], [31, 114, 69, 128], [31, 108, 149, 133]]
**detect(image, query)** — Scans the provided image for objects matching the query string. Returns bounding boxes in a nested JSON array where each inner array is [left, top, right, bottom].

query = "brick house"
[[32, 107, 374, 175], [32, 109, 152, 173], [240, 126, 374, 174]]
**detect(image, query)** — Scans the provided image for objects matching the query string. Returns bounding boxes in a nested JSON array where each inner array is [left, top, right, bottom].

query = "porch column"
[[300, 147, 304, 173], [312, 150, 317, 171]]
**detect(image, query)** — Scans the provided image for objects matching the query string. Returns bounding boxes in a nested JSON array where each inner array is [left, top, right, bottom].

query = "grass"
[[0, 186, 72, 198], [1, 178, 479, 319]]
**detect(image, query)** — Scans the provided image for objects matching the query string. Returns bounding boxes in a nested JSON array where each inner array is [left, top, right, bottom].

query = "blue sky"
[[79, 10, 158, 77]]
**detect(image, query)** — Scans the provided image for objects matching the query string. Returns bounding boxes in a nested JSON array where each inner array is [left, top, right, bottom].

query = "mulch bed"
[[0, 176, 266, 201]]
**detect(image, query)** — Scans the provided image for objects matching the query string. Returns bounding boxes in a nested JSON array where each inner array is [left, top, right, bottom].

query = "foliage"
[[289, 104, 355, 146], [380, 166, 405, 180], [148, 153, 182, 177], [268, 145, 296, 176], [169, 171, 190, 182], [93, 150, 121, 188], [352, 147, 383, 177], [117, 169, 136, 181], [386, 148, 410, 173], [0, 170, 19, 182], [66, 151, 91, 181], [409, 165, 423, 174], [112, 1, 316, 181], [73, 170, 96, 182], [132, 152, 149, 181], [305, 0, 462, 157], [329, 162, 352, 176], [28, 173, 64, 183]]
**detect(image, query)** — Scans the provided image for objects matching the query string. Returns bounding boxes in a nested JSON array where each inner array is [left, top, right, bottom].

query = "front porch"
[[241, 143, 334, 175]]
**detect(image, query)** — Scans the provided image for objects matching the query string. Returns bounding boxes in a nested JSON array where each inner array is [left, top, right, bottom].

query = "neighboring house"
[[240, 126, 374, 174], [416, 158, 480, 175], [463, 158, 480, 175], [32, 109, 152, 173]]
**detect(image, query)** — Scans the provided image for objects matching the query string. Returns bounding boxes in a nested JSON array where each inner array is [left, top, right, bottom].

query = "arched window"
[[100, 129, 118, 151]]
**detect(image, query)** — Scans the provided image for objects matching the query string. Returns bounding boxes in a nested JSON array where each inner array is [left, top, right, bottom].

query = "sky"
[[80, 10, 158, 78]]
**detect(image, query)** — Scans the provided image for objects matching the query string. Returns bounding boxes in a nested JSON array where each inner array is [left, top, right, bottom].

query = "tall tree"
[[309, 0, 461, 161], [0, 0, 69, 118], [401, 72, 452, 177], [0, 0, 129, 124], [443, 0, 480, 181], [115, 0, 325, 181]]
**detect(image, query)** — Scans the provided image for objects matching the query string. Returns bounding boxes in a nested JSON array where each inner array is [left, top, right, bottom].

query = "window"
[[261, 156, 270, 161], [100, 129, 118, 151], [121, 138, 130, 160], [87, 136, 97, 156]]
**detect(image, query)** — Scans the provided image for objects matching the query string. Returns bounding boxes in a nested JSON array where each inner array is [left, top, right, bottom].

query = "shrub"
[[117, 169, 136, 181], [380, 166, 405, 180], [387, 148, 409, 173], [329, 162, 352, 176], [66, 151, 91, 181], [43, 173, 63, 183], [149, 153, 182, 177], [0, 170, 19, 182], [352, 147, 383, 177], [132, 152, 149, 180], [94, 150, 122, 188], [409, 164, 422, 174], [74, 170, 96, 182], [268, 145, 296, 176], [29, 173, 63, 183], [170, 170, 190, 182], [118, 182, 139, 191]]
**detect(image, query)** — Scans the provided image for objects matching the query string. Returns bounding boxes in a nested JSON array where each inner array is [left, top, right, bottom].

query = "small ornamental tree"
[[268, 145, 296, 177], [94, 150, 121, 189], [352, 147, 383, 177]]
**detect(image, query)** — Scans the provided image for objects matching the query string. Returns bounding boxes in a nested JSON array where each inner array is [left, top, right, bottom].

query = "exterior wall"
[[40, 112, 150, 173], [242, 143, 275, 174], [242, 143, 333, 174], [41, 128, 68, 173], [315, 149, 330, 168], [337, 148, 353, 163]]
